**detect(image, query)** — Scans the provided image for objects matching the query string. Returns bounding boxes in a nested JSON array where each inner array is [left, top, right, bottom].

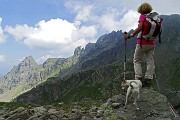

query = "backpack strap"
[[140, 20, 145, 48], [159, 18, 163, 43], [159, 28, 162, 43]]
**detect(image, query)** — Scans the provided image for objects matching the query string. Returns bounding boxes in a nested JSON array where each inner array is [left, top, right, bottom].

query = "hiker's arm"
[[132, 22, 143, 36], [124, 22, 143, 40]]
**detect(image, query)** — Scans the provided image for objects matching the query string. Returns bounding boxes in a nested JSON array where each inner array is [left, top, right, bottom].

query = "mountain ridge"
[[0, 47, 83, 102]]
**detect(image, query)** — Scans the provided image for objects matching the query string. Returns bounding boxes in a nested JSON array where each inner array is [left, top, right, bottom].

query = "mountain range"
[[0, 48, 82, 101], [0, 14, 179, 114]]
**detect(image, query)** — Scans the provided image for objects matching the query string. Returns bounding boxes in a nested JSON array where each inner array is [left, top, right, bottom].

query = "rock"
[[70, 108, 83, 120], [48, 108, 59, 114], [110, 88, 180, 120], [164, 89, 180, 115], [74, 46, 84, 56], [33, 106, 47, 115], [105, 98, 113, 106], [111, 103, 121, 108], [81, 116, 92, 120], [71, 108, 78, 113], [104, 94, 124, 109], [3, 107, 32, 120], [96, 110, 104, 118], [58, 102, 64, 106], [0, 108, 9, 116], [80, 108, 88, 115]]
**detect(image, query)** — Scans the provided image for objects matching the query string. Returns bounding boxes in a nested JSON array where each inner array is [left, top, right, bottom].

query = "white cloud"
[[65, 1, 94, 22], [118, 10, 139, 32], [72, 25, 97, 42], [75, 5, 93, 21], [5, 18, 97, 57], [25, 19, 76, 49], [98, 9, 139, 32], [5, 24, 34, 42], [97, 9, 121, 32], [0, 55, 6, 63], [65, 0, 139, 32], [121, 0, 180, 15], [0, 18, 7, 44], [5, 19, 76, 48], [65, 0, 180, 34]]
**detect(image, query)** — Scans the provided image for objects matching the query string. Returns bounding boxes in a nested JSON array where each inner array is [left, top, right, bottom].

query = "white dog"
[[121, 80, 142, 109]]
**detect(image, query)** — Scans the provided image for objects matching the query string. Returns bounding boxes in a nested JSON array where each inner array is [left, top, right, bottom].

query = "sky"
[[0, 0, 179, 75]]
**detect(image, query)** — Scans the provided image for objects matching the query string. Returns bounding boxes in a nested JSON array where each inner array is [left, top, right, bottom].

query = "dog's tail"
[[130, 81, 139, 89], [130, 81, 134, 89]]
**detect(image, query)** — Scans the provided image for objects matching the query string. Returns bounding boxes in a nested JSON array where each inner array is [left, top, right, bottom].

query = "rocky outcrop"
[[74, 46, 84, 56], [106, 88, 180, 120], [1, 89, 179, 120], [164, 89, 180, 115]]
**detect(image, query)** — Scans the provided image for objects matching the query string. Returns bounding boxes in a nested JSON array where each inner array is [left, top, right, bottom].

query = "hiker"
[[124, 3, 160, 87]]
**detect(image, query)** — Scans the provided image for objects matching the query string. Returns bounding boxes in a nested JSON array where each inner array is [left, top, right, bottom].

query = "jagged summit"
[[18, 56, 38, 69], [74, 46, 84, 56]]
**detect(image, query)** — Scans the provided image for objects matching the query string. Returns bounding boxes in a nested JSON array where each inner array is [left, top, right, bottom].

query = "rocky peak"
[[18, 56, 38, 69], [0, 56, 40, 98], [74, 46, 84, 56]]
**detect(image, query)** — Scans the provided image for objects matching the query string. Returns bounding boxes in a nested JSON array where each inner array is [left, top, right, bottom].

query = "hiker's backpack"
[[137, 12, 163, 43]]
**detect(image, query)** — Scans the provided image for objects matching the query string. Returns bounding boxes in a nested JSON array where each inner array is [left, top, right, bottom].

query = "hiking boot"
[[142, 79, 152, 88]]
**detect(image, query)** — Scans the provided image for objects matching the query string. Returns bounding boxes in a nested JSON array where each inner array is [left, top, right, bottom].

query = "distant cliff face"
[[74, 46, 84, 56], [0, 56, 39, 90], [79, 30, 127, 69], [0, 46, 84, 102]]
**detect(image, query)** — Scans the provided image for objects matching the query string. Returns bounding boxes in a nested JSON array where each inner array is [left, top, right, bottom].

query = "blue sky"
[[0, 0, 179, 75]]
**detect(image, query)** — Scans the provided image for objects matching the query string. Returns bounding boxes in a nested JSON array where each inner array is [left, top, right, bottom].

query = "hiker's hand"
[[124, 34, 134, 40], [124, 34, 129, 40]]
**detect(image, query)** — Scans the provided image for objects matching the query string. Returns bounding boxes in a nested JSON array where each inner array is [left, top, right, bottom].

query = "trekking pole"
[[154, 73, 160, 92], [154, 73, 179, 118], [123, 32, 127, 80]]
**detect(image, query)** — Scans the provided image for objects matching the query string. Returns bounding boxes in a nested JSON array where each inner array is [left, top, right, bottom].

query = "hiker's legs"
[[145, 46, 155, 79], [133, 45, 144, 79]]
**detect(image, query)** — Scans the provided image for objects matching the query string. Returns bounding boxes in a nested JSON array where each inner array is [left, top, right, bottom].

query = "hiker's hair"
[[137, 3, 152, 14]]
